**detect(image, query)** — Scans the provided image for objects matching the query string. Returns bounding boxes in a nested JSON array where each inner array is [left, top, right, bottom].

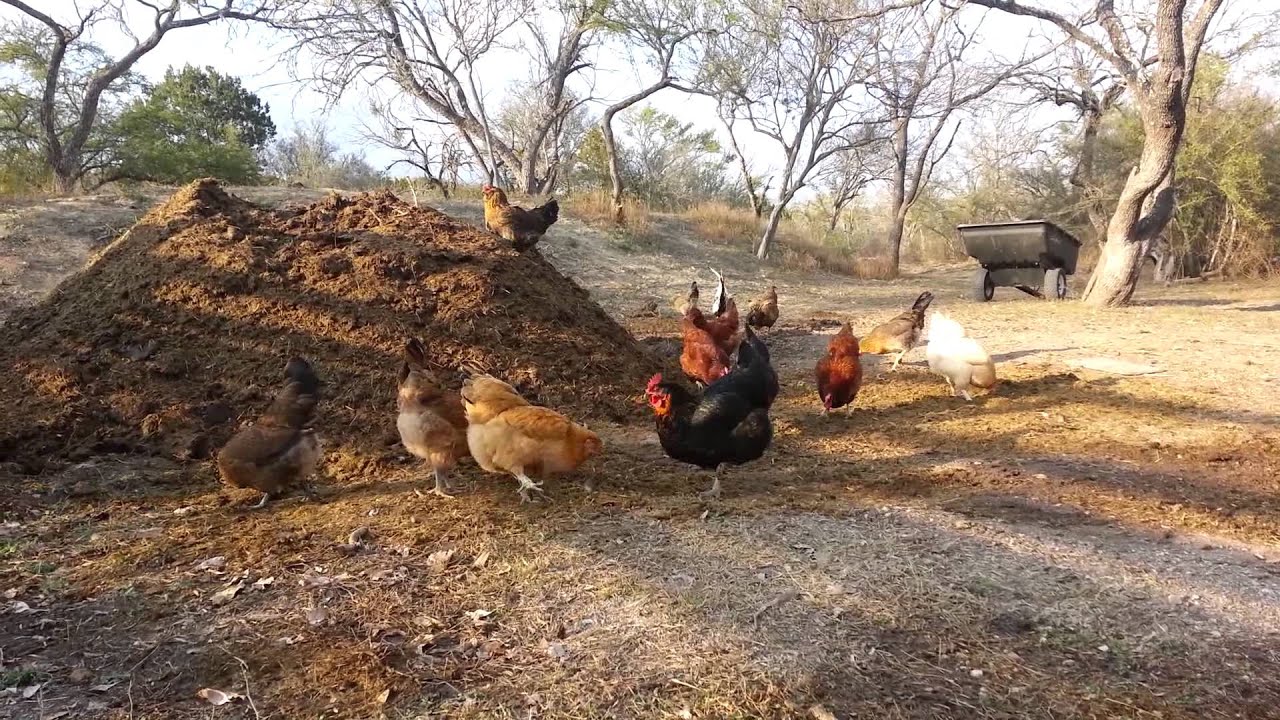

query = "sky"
[[8, 0, 1278, 198]]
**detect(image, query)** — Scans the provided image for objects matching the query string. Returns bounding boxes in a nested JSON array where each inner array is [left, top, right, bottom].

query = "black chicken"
[[216, 357, 323, 508], [645, 333, 775, 500]]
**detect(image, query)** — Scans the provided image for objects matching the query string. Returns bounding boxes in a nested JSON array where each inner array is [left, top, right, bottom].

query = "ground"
[[1, 185, 1278, 719]]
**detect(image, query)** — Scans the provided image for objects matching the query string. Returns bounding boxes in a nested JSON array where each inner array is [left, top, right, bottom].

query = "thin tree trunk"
[[757, 202, 786, 260], [602, 111, 626, 224], [887, 216, 906, 277]]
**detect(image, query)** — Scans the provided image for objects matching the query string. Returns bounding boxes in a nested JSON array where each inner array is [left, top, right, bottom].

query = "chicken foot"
[[698, 466, 725, 501], [429, 468, 454, 499], [889, 350, 907, 371], [514, 472, 545, 503], [252, 492, 271, 509]]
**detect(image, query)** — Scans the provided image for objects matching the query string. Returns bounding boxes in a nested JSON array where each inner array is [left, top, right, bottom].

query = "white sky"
[[10, 1, 1277, 198]]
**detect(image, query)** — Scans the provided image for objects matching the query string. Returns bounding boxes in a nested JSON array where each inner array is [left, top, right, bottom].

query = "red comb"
[[646, 373, 663, 391]]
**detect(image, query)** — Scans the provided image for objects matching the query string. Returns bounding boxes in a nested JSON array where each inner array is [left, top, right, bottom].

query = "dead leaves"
[[209, 580, 245, 606], [196, 687, 243, 706]]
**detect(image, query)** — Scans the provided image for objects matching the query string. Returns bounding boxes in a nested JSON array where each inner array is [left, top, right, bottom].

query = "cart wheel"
[[1044, 268, 1067, 300], [972, 269, 994, 302]]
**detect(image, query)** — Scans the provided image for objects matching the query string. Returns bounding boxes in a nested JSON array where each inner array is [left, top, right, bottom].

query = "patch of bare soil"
[[0, 188, 1277, 719]]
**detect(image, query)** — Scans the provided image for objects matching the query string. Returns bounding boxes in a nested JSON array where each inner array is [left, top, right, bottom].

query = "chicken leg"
[[252, 492, 271, 509], [429, 468, 454, 499], [890, 350, 906, 371], [699, 465, 725, 501], [514, 472, 545, 503]]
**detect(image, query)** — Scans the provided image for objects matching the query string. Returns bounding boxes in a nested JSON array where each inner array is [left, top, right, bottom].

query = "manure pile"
[[0, 179, 657, 474]]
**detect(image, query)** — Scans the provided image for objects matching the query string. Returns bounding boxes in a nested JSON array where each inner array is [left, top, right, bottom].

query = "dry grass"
[[561, 191, 653, 238], [680, 201, 760, 249]]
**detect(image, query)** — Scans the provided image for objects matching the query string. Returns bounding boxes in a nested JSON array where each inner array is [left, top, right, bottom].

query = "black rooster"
[[645, 332, 775, 499]]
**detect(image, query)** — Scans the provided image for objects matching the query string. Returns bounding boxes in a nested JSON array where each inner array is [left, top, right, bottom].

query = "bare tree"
[[711, 0, 884, 260], [1018, 44, 1124, 241], [597, 0, 713, 223], [718, 99, 771, 220], [0, 0, 288, 192], [363, 100, 472, 198], [867, 1, 1047, 275], [280, 0, 600, 195], [966, 0, 1227, 306], [815, 143, 889, 232]]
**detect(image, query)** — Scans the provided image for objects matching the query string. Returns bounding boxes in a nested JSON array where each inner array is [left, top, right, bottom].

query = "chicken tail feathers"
[[710, 268, 728, 316], [284, 357, 320, 396], [911, 291, 935, 315], [538, 198, 559, 225], [971, 361, 998, 389]]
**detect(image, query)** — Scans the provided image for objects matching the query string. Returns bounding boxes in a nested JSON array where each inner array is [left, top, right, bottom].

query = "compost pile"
[[0, 179, 657, 473]]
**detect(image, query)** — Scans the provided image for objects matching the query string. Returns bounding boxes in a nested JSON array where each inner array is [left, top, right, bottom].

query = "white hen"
[[925, 312, 996, 401]]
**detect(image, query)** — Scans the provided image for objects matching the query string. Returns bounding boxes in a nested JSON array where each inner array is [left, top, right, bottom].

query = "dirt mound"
[[0, 179, 657, 474]]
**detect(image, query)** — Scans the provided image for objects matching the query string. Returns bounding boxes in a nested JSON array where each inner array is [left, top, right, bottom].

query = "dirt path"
[[0, 188, 1277, 719]]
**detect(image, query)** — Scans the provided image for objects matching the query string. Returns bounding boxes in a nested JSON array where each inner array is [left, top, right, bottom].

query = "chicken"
[[925, 311, 997, 401], [217, 357, 323, 508], [708, 268, 728, 317], [645, 341, 774, 500], [397, 338, 469, 498], [673, 280, 699, 315], [686, 300, 740, 357], [735, 325, 780, 409], [859, 291, 934, 371], [745, 284, 779, 329], [482, 185, 559, 251], [681, 306, 732, 385], [815, 323, 863, 415], [460, 373, 602, 502]]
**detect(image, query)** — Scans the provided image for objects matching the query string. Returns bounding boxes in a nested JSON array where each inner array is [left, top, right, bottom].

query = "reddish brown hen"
[[815, 323, 863, 415], [680, 307, 731, 385], [688, 302, 741, 357]]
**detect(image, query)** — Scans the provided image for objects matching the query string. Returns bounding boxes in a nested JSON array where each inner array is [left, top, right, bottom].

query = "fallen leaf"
[[21, 684, 43, 699], [196, 688, 243, 706], [253, 576, 275, 590], [376, 688, 392, 705], [465, 609, 493, 623], [2, 588, 17, 600], [9, 600, 31, 614], [470, 551, 490, 569], [195, 556, 227, 572], [375, 628, 408, 645], [89, 682, 119, 693], [305, 607, 329, 626], [210, 581, 245, 606], [544, 641, 569, 660], [427, 549, 455, 572], [347, 526, 372, 545], [69, 667, 94, 685], [809, 705, 837, 720]]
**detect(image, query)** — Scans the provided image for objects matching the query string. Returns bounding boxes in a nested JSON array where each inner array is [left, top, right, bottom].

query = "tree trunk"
[[886, 119, 909, 277], [756, 202, 786, 260], [601, 110, 626, 225], [52, 165, 79, 194], [887, 216, 905, 278], [1081, 106, 1183, 307]]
